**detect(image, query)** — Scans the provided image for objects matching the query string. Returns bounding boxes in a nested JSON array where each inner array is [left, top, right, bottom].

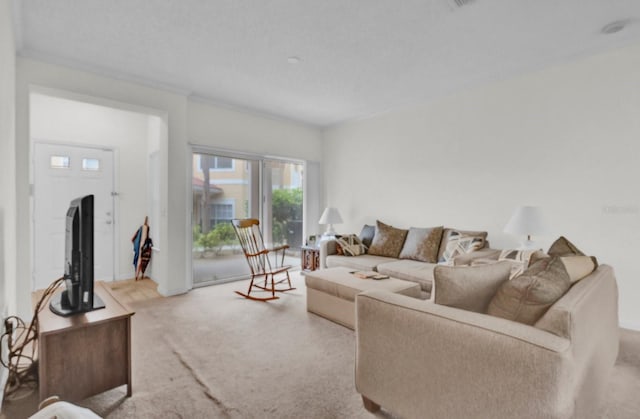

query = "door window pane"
[[50, 155, 70, 169], [192, 153, 253, 285], [265, 161, 304, 252], [82, 158, 100, 171]]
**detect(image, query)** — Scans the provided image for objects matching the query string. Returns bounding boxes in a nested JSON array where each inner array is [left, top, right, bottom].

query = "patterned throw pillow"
[[438, 231, 485, 265], [335, 238, 344, 255], [398, 226, 444, 263], [367, 220, 408, 258], [335, 234, 367, 256], [498, 249, 539, 279]]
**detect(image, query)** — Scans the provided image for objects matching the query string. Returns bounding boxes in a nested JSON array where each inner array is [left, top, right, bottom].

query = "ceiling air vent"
[[449, 0, 476, 8]]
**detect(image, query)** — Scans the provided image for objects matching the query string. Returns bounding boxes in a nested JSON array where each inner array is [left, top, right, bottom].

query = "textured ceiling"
[[13, 0, 640, 126]]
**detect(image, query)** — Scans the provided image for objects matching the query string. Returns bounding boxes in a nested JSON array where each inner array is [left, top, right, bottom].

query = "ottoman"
[[305, 267, 422, 329]]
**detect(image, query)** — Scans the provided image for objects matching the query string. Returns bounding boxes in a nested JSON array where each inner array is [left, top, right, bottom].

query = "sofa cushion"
[[376, 260, 437, 293], [359, 224, 376, 248], [433, 262, 512, 313], [437, 228, 488, 262], [438, 231, 485, 264], [368, 220, 408, 258], [335, 234, 367, 256], [487, 256, 571, 325], [326, 254, 397, 272], [398, 226, 444, 263]]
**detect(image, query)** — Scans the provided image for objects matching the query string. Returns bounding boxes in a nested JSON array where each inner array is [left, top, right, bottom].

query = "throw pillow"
[[547, 236, 599, 282], [487, 256, 571, 325], [560, 255, 597, 284], [498, 249, 538, 279], [528, 250, 549, 266], [437, 229, 488, 262], [359, 224, 376, 248], [334, 234, 344, 255], [367, 220, 408, 258], [433, 262, 512, 313], [398, 226, 444, 263], [335, 234, 367, 257], [438, 231, 485, 265], [547, 236, 585, 257]]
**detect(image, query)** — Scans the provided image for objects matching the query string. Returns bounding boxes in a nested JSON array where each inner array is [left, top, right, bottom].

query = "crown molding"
[[17, 50, 321, 129], [18, 48, 193, 96], [187, 94, 322, 129]]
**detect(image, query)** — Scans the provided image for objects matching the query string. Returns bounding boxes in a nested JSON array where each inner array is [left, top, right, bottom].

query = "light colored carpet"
[[3, 273, 640, 418]]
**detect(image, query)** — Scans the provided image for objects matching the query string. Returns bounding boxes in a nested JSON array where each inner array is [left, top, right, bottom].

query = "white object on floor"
[[29, 401, 102, 419]]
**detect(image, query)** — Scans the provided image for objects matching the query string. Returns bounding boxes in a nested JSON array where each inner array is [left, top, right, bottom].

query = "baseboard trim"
[[157, 285, 189, 297], [115, 273, 137, 281], [619, 320, 640, 331]]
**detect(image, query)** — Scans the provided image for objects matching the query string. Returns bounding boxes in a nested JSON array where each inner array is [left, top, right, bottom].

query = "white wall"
[[30, 93, 153, 280], [16, 58, 181, 318], [13, 57, 323, 318], [324, 42, 640, 330], [0, 0, 16, 316], [187, 100, 324, 238], [0, 0, 16, 403]]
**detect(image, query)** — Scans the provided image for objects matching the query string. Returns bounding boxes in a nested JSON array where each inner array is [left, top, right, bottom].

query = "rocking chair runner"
[[232, 219, 295, 301]]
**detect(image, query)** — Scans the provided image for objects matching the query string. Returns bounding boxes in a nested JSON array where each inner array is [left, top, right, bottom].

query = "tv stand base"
[[49, 292, 105, 316]]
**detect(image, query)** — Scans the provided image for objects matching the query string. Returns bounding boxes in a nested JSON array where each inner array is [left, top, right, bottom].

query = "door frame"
[[31, 139, 119, 290], [187, 145, 306, 290]]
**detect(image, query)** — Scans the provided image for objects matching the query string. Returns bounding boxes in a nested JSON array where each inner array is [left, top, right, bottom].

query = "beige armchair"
[[355, 265, 619, 419]]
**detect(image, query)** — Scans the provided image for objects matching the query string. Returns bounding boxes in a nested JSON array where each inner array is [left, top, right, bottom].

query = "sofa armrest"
[[319, 238, 338, 269], [453, 247, 501, 266], [355, 290, 572, 419]]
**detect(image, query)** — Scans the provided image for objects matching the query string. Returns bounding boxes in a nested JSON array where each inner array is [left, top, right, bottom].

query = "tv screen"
[[50, 194, 105, 316]]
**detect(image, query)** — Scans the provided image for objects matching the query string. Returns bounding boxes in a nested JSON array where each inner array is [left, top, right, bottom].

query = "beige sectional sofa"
[[355, 264, 619, 419], [320, 227, 498, 299]]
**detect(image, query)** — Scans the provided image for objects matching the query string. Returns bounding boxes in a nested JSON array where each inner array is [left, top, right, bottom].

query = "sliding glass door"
[[263, 160, 304, 269], [191, 151, 303, 286]]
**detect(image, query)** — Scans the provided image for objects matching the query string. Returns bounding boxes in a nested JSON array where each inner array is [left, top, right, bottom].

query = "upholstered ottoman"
[[305, 267, 421, 329]]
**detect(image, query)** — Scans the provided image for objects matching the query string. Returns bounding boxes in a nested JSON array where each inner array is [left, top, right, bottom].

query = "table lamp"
[[504, 206, 548, 250], [319, 207, 343, 238]]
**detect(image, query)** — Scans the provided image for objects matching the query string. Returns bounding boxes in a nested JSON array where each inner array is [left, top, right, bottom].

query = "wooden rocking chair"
[[232, 219, 295, 301]]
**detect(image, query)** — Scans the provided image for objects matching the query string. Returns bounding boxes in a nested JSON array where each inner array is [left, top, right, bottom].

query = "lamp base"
[[323, 224, 337, 238], [517, 239, 541, 251]]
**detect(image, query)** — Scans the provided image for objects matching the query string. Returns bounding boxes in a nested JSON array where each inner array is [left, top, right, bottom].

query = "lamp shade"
[[318, 207, 343, 225], [504, 206, 548, 236]]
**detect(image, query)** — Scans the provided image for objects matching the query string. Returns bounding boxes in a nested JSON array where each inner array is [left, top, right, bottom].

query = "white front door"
[[34, 143, 115, 290]]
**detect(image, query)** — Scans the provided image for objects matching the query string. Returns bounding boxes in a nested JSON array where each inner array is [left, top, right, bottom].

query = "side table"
[[301, 246, 320, 273]]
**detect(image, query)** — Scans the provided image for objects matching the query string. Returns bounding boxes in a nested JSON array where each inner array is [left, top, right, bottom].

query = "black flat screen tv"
[[50, 194, 105, 316]]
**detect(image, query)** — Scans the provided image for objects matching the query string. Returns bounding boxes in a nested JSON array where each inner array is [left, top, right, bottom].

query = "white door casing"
[[33, 142, 115, 290]]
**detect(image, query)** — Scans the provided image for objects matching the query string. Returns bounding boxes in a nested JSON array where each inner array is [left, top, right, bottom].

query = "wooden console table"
[[36, 281, 134, 402]]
